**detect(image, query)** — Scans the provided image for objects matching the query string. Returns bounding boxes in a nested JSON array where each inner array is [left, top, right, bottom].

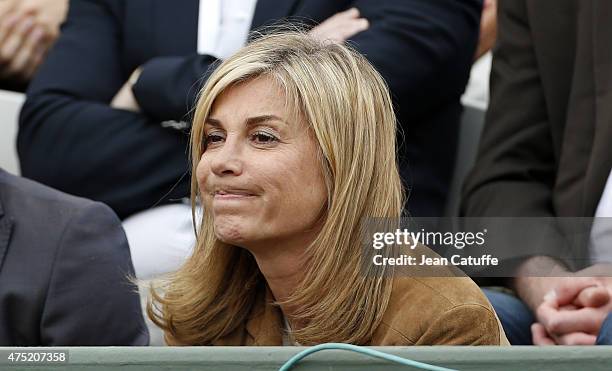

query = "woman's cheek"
[[196, 157, 210, 192]]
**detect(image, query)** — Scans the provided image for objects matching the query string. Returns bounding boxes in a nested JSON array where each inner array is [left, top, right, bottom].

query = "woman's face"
[[196, 76, 327, 250]]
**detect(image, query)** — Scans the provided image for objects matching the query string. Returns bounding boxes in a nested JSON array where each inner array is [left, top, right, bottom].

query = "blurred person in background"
[[0, 167, 148, 346], [17, 0, 481, 280], [462, 0, 612, 346], [0, 0, 67, 91]]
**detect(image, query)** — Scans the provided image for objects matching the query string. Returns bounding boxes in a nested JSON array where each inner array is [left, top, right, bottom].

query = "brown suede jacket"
[[209, 276, 510, 346]]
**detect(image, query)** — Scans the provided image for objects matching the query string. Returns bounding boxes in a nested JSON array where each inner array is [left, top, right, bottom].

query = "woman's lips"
[[213, 190, 256, 200]]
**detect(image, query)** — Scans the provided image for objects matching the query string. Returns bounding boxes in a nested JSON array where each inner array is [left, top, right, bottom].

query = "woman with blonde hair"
[[149, 31, 508, 346]]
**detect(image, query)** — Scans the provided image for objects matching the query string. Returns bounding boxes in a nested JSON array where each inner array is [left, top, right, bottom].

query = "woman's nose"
[[209, 137, 244, 176]]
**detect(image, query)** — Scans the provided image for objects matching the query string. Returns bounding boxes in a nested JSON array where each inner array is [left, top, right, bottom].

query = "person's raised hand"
[[0, 0, 68, 81], [309, 8, 369, 44], [110, 68, 142, 113]]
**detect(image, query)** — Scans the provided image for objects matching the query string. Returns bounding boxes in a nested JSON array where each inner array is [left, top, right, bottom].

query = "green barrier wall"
[[0, 346, 611, 371]]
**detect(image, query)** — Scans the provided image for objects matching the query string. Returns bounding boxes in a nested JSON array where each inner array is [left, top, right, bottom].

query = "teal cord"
[[278, 343, 457, 371]]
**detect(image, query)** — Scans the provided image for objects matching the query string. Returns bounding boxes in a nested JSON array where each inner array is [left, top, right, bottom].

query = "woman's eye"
[[204, 133, 225, 145], [250, 132, 279, 145]]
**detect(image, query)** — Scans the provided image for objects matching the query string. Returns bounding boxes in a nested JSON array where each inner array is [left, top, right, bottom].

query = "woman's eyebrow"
[[245, 115, 288, 127], [204, 117, 222, 127]]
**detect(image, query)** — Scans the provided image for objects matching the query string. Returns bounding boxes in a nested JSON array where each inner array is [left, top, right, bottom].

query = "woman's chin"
[[214, 219, 252, 245]]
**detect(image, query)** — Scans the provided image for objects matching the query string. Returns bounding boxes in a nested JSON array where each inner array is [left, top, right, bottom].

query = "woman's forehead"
[[211, 77, 284, 113], [208, 77, 305, 127]]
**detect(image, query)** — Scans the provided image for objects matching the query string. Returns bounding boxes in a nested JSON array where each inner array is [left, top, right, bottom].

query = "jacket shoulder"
[[0, 170, 115, 220], [373, 276, 508, 345], [0, 170, 121, 253]]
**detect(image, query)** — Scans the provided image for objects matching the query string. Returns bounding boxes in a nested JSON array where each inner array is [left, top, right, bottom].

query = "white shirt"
[[461, 51, 492, 111], [198, 0, 258, 59], [590, 169, 612, 263]]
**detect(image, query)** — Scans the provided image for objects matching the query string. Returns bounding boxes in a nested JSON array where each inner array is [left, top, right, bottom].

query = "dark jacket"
[[19, 0, 481, 219], [461, 0, 612, 270], [0, 169, 148, 345]]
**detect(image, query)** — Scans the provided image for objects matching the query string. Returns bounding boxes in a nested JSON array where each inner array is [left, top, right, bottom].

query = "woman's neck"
[[252, 244, 306, 305], [246, 232, 316, 322]]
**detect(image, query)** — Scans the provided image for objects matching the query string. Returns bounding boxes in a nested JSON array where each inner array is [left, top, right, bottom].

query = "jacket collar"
[[0, 171, 13, 272], [244, 284, 283, 345]]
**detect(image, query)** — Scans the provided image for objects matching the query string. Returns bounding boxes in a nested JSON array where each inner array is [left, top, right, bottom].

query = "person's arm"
[[131, 53, 218, 122], [130, 8, 367, 122], [18, 0, 190, 219], [348, 0, 482, 110], [133, 0, 483, 123], [461, 0, 555, 218], [460, 0, 571, 265], [130, 6, 368, 122], [40, 201, 148, 345]]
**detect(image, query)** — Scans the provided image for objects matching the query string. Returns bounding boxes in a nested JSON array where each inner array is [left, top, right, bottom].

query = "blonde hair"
[[148, 30, 405, 345]]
